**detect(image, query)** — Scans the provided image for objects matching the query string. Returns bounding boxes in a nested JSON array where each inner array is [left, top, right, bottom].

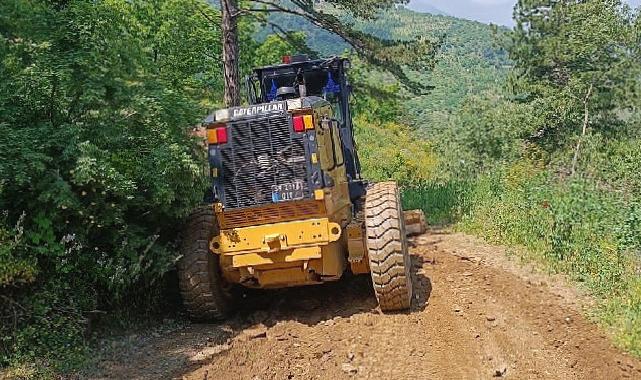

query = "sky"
[[408, 0, 641, 26]]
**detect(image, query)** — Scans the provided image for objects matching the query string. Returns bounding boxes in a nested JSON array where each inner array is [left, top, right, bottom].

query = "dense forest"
[[1, 0, 640, 377], [257, 7, 510, 125]]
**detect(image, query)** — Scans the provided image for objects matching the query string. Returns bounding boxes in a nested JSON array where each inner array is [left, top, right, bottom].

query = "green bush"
[[458, 161, 641, 355], [349, 60, 437, 187], [0, 0, 218, 374], [354, 116, 436, 186]]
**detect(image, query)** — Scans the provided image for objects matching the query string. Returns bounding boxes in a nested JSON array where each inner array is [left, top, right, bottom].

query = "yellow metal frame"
[[231, 246, 321, 268], [213, 218, 347, 288], [211, 101, 368, 288], [211, 218, 342, 255]]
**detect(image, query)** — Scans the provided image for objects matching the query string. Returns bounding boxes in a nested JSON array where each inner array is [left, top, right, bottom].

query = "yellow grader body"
[[177, 56, 426, 320], [216, 211, 347, 287], [209, 102, 370, 288]]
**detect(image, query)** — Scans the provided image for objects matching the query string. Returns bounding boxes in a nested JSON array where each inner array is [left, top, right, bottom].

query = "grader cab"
[[178, 56, 424, 319]]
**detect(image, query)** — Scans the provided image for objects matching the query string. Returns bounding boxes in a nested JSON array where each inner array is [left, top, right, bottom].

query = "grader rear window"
[[261, 69, 340, 101]]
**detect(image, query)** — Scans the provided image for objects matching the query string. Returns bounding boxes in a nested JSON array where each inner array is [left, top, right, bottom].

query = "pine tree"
[[219, 0, 439, 106], [510, 0, 639, 172]]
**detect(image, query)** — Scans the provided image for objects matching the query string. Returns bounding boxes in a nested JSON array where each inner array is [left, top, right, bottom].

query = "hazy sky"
[[408, 0, 641, 26]]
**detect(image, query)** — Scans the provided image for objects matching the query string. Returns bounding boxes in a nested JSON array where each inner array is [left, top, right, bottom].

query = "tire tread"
[[364, 181, 413, 311], [177, 206, 232, 321]]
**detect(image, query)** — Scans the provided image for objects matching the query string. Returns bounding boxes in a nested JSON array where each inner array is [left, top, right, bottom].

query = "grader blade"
[[403, 209, 427, 236]]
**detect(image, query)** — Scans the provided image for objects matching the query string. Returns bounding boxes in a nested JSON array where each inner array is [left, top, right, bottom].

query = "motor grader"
[[178, 55, 424, 319]]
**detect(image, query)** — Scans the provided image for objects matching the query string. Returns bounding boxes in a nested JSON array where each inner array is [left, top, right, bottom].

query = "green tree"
[[219, 0, 440, 106], [0, 0, 220, 371], [252, 32, 307, 68], [510, 0, 639, 173]]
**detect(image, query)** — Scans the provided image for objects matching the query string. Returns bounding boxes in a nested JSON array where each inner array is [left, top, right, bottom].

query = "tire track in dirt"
[[89, 229, 641, 380]]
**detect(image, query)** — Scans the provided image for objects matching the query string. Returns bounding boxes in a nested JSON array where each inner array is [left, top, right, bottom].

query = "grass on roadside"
[[402, 159, 641, 356], [401, 181, 473, 225]]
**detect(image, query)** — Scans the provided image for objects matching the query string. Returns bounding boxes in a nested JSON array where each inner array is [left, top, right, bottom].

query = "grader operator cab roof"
[[204, 55, 351, 125], [247, 55, 350, 105]]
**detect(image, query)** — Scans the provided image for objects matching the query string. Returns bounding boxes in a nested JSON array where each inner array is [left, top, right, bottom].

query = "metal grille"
[[220, 114, 309, 209], [219, 200, 325, 229]]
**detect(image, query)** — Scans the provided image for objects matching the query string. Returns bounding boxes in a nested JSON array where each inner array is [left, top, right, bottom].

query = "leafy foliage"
[[0, 0, 219, 372], [348, 59, 436, 186], [250, 32, 307, 68], [248, 1, 441, 93], [410, 0, 641, 357], [256, 7, 510, 127], [509, 0, 639, 162]]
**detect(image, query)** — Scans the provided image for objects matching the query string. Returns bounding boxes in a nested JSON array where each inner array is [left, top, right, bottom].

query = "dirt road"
[[90, 229, 641, 379]]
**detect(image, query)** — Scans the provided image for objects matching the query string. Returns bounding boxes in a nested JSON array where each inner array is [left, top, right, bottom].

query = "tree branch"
[[235, 5, 310, 18], [570, 83, 594, 176], [241, 0, 438, 93], [197, 5, 221, 25], [244, 13, 318, 57], [246, 0, 321, 23]]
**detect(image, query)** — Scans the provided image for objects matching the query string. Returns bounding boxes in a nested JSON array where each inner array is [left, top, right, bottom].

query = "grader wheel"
[[177, 206, 233, 321], [365, 181, 413, 311]]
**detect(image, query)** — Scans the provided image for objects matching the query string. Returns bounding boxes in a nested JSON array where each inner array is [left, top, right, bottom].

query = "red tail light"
[[216, 127, 228, 144], [207, 125, 228, 145], [292, 115, 305, 132]]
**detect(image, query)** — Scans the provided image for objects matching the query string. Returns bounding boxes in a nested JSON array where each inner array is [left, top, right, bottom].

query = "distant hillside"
[[256, 7, 509, 130], [405, 2, 449, 16]]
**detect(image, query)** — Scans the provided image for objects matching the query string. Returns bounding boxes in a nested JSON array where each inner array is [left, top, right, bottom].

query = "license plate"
[[271, 180, 305, 202]]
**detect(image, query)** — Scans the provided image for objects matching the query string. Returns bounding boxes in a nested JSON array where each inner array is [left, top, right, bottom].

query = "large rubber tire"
[[177, 207, 233, 321], [365, 181, 413, 311]]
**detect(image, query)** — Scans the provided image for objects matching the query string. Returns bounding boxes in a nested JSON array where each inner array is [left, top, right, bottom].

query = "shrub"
[[459, 161, 641, 355], [401, 181, 472, 225], [0, 0, 216, 373]]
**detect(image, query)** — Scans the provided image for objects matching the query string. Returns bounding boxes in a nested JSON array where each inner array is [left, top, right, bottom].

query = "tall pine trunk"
[[221, 0, 240, 107]]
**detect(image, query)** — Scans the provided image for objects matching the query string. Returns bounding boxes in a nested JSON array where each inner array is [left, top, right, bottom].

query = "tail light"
[[292, 114, 314, 133], [207, 123, 228, 145], [216, 127, 228, 144], [293, 115, 305, 132]]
